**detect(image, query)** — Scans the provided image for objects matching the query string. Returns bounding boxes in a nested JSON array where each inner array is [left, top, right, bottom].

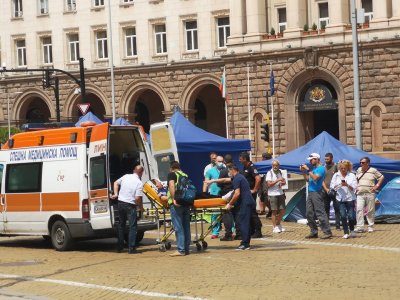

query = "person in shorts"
[[265, 159, 287, 233]]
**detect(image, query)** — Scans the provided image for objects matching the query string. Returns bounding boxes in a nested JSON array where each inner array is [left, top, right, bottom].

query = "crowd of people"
[[111, 151, 384, 255]]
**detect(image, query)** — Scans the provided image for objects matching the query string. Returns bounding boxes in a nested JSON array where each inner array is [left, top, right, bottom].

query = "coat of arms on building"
[[309, 86, 326, 102]]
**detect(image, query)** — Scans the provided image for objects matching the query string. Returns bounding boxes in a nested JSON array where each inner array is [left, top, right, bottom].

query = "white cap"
[[307, 153, 320, 160]]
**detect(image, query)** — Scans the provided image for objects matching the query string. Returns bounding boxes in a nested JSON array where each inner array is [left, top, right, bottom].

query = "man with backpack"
[[167, 161, 193, 256]]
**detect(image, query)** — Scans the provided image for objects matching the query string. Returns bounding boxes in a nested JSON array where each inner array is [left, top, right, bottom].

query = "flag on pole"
[[270, 69, 275, 96], [220, 67, 228, 103]]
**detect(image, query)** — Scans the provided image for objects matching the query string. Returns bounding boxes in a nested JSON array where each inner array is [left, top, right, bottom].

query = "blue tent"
[[75, 112, 103, 127], [112, 117, 131, 126], [170, 112, 251, 189], [376, 177, 400, 223], [255, 131, 400, 181]]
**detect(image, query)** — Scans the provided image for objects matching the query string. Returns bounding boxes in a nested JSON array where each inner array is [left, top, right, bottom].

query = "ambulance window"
[[90, 156, 106, 189], [155, 154, 175, 182], [0, 164, 3, 191], [6, 163, 42, 193]]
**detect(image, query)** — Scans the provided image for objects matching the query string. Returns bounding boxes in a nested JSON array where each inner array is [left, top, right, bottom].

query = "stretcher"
[[143, 181, 173, 252], [143, 180, 228, 252]]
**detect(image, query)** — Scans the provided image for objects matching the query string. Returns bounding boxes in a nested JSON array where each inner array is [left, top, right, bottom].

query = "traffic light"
[[260, 123, 269, 141]]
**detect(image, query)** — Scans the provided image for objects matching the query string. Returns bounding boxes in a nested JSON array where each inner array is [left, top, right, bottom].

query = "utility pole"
[[351, 0, 362, 149]]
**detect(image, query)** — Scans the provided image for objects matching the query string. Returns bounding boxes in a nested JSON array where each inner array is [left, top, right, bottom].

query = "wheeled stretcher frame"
[[143, 181, 227, 252]]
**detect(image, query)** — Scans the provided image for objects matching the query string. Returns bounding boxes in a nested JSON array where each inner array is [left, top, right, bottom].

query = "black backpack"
[[174, 171, 197, 206]]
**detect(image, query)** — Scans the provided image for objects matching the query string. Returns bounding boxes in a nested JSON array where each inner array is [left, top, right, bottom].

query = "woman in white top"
[[330, 160, 358, 239]]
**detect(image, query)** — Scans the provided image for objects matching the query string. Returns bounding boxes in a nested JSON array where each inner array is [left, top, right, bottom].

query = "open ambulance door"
[[87, 123, 113, 230], [149, 122, 179, 183], [0, 162, 5, 234]]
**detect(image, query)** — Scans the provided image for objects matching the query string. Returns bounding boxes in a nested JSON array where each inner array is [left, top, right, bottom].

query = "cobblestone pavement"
[[0, 218, 399, 300]]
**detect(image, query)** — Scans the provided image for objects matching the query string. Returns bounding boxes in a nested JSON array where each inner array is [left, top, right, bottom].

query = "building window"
[[125, 27, 137, 57], [217, 17, 230, 48], [123, 0, 134, 2], [68, 33, 80, 62], [278, 8, 287, 33], [185, 21, 198, 51], [13, 0, 23, 17], [16, 40, 27, 67], [42, 37, 53, 64], [362, 0, 373, 23], [66, 0, 76, 11], [318, 2, 329, 29], [39, 0, 49, 14], [371, 106, 383, 152], [96, 31, 108, 59], [94, 0, 104, 7], [155, 24, 167, 54]]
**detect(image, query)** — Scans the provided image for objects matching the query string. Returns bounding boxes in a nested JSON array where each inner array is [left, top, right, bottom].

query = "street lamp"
[[7, 91, 23, 139]]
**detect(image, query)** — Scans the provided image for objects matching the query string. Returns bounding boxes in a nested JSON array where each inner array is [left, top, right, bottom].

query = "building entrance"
[[313, 110, 339, 139]]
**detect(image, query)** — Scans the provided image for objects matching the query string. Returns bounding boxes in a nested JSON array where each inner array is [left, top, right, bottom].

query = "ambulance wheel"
[[51, 221, 73, 251], [195, 242, 202, 251], [136, 231, 144, 243], [159, 244, 166, 252], [201, 241, 208, 250], [165, 242, 172, 250]]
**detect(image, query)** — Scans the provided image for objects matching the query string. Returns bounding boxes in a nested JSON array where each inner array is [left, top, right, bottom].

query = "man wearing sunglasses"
[[355, 157, 384, 233], [300, 153, 332, 239]]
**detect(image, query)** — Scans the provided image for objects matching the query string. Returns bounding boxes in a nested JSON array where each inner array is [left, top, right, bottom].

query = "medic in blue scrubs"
[[225, 165, 256, 250]]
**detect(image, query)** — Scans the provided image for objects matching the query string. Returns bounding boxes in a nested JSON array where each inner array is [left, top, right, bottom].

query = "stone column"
[[244, 0, 266, 42], [390, 0, 400, 26], [228, 0, 246, 44], [284, 0, 307, 38], [370, 0, 390, 28], [326, 0, 350, 33]]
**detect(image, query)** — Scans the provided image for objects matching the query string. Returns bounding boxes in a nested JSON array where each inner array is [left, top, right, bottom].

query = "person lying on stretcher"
[[151, 179, 168, 203]]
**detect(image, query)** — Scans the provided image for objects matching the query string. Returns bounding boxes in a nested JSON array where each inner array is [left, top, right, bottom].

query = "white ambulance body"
[[0, 123, 157, 251]]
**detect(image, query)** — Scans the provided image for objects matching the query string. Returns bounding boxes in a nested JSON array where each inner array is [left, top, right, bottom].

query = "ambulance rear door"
[[87, 123, 113, 230], [149, 122, 179, 183], [0, 162, 5, 233]]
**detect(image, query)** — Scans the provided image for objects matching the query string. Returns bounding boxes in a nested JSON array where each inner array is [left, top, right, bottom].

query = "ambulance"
[[0, 122, 158, 251]]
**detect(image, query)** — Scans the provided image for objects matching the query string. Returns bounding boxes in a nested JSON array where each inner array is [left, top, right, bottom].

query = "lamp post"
[[7, 91, 23, 139]]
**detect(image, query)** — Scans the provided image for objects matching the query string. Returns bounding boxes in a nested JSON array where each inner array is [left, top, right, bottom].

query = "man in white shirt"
[[265, 160, 287, 233], [111, 165, 144, 254]]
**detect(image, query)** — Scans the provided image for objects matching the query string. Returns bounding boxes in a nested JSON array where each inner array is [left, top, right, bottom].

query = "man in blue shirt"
[[300, 153, 332, 239], [225, 165, 256, 250]]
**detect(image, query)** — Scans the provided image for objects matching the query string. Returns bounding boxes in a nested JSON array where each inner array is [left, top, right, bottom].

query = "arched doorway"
[[193, 85, 226, 137], [130, 89, 164, 133], [298, 80, 339, 142], [18, 97, 51, 124], [71, 93, 106, 121]]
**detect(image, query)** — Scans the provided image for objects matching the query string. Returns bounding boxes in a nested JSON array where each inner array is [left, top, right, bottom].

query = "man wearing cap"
[[300, 153, 332, 239]]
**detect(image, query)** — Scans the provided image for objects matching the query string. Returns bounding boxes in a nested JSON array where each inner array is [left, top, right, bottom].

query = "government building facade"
[[1, 0, 399, 160]]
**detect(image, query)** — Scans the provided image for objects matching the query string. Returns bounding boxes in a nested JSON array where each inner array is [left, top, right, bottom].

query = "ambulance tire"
[[51, 221, 73, 251], [136, 231, 144, 243], [123, 231, 144, 245]]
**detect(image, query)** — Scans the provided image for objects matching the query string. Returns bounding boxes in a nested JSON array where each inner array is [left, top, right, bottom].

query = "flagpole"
[[247, 64, 252, 159], [270, 64, 276, 158], [225, 101, 229, 138]]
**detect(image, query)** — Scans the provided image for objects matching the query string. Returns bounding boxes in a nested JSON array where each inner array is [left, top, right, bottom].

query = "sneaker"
[[169, 251, 185, 257], [354, 228, 364, 233], [211, 235, 219, 239], [350, 231, 357, 238], [235, 244, 251, 251], [220, 236, 234, 241], [368, 227, 374, 233], [305, 233, 318, 239], [272, 227, 281, 233], [278, 224, 286, 232], [342, 234, 349, 239], [320, 233, 333, 239]]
